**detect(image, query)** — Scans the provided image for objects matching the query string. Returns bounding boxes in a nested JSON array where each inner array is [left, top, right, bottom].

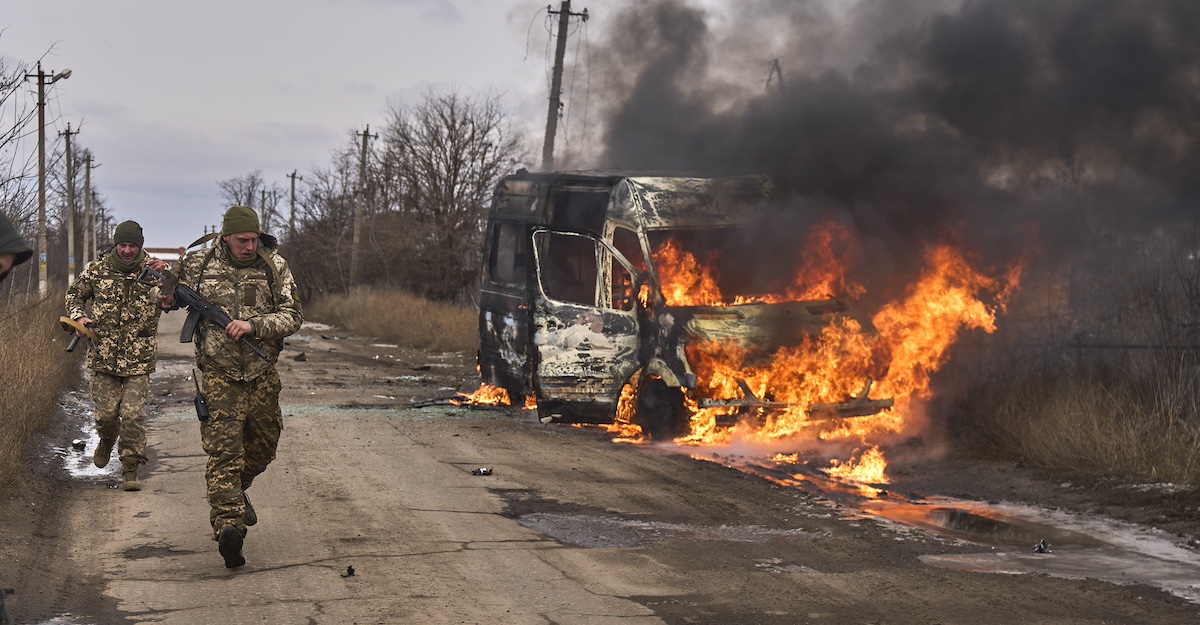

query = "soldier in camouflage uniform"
[[158, 206, 302, 569], [64, 220, 167, 492]]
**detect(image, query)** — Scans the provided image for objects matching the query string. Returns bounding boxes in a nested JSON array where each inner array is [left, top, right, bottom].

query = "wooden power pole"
[[350, 125, 376, 287], [287, 169, 302, 242], [60, 123, 79, 284], [83, 154, 95, 266], [541, 0, 588, 172]]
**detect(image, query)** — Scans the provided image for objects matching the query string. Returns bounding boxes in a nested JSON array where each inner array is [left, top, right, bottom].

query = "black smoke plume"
[[584, 0, 1200, 304]]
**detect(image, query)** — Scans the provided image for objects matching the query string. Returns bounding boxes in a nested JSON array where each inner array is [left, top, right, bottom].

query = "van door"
[[530, 229, 641, 416], [478, 220, 533, 400]]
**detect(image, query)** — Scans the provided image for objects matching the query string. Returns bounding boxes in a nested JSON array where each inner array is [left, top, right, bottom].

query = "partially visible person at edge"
[[0, 211, 33, 282], [64, 220, 167, 492], [157, 206, 302, 569]]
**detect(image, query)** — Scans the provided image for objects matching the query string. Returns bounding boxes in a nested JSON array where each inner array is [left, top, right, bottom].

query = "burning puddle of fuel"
[[705, 452, 1200, 606]]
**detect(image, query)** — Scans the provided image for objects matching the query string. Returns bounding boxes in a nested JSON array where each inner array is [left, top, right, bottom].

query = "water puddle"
[[52, 388, 115, 481], [700, 452, 1200, 606]]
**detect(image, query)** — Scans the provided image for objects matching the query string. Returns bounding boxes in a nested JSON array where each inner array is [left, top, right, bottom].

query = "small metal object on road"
[[71, 439, 85, 452], [341, 565, 355, 578], [471, 467, 493, 476], [1033, 539, 1052, 553]]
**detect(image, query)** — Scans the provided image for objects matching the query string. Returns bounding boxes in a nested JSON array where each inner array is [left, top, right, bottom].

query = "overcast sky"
[[3, 0, 565, 248]]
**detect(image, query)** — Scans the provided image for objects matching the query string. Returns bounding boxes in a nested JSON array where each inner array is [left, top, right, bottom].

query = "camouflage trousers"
[[199, 368, 283, 539], [89, 371, 149, 466]]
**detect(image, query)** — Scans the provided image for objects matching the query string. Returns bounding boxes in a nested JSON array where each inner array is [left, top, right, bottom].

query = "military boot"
[[218, 525, 245, 568], [93, 439, 115, 468], [121, 462, 142, 492]]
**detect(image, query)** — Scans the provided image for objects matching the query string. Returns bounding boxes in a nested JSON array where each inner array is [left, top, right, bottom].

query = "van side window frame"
[[487, 221, 527, 288], [532, 229, 639, 312]]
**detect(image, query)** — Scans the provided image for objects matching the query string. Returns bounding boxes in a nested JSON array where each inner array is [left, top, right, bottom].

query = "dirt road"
[[3, 312, 1200, 624]]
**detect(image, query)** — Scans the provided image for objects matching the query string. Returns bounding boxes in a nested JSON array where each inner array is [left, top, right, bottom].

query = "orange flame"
[[653, 238, 724, 306], [825, 446, 889, 484], [606, 381, 648, 443], [647, 220, 1024, 484], [452, 383, 511, 406]]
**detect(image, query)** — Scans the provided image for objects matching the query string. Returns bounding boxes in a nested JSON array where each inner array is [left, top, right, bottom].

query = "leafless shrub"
[[0, 293, 82, 488]]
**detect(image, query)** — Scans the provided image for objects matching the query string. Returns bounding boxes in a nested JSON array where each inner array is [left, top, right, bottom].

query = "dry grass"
[[305, 287, 478, 353], [0, 293, 83, 487], [952, 353, 1200, 485]]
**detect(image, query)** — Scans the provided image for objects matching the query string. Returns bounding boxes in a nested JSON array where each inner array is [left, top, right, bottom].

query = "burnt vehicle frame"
[[477, 170, 892, 438]]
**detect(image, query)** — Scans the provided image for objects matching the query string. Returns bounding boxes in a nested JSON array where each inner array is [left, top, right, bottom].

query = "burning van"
[[477, 170, 893, 439]]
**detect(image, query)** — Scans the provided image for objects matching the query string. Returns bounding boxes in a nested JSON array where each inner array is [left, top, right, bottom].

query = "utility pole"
[[287, 169, 302, 241], [25, 62, 71, 295], [541, 0, 588, 172], [83, 155, 95, 266], [350, 125, 376, 287], [766, 59, 785, 93], [95, 194, 107, 250], [260, 188, 268, 233], [60, 123, 79, 284]]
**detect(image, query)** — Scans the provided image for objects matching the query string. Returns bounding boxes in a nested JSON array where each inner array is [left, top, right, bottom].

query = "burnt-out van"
[[477, 170, 891, 439]]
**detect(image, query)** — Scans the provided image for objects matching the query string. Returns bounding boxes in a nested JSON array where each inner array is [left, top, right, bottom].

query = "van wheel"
[[633, 377, 690, 441]]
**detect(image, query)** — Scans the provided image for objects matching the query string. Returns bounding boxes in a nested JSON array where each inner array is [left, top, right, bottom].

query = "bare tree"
[[216, 170, 286, 234], [375, 88, 528, 299], [281, 149, 359, 298], [254, 89, 530, 301]]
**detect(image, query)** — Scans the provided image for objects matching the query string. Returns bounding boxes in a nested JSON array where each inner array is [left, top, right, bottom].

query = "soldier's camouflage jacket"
[[173, 242, 303, 381], [64, 251, 162, 376]]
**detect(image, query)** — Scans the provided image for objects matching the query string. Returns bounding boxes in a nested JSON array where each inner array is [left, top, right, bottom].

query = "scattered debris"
[[293, 352, 307, 362], [471, 467, 493, 476], [341, 565, 355, 578], [409, 396, 459, 408], [411, 364, 432, 371], [1033, 539, 1052, 553], [71, 439, 86, 452]]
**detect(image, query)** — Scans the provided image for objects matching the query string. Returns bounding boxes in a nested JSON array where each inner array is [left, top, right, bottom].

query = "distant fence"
[[144, 247, 187, 262]]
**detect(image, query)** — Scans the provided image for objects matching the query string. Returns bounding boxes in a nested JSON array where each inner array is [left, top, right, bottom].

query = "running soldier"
[[158, 206, 302, 569], [64, 220, 167, 491]]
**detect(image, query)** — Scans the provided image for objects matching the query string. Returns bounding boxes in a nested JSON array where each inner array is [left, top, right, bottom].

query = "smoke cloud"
[[579, 0, 1200, 302]]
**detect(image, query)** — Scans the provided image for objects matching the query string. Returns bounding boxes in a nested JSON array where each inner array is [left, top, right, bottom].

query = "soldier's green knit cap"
[[114, 220, 144, 247], [221, 205, 260, 235], [0, 212, 32, 266]]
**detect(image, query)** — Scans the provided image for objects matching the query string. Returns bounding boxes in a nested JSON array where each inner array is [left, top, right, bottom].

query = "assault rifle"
[[59, 316, 98, 352], [138, 265, 268, 361]]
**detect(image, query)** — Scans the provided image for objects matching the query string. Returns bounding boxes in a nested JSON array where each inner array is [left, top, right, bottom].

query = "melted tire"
[[633, 377, 689, 441]]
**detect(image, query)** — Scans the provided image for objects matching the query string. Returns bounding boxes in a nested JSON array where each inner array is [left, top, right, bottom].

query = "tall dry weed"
[[0, 293, 82, 487], [306, 287, 477, 353], [952, 353, 1200, 485]]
